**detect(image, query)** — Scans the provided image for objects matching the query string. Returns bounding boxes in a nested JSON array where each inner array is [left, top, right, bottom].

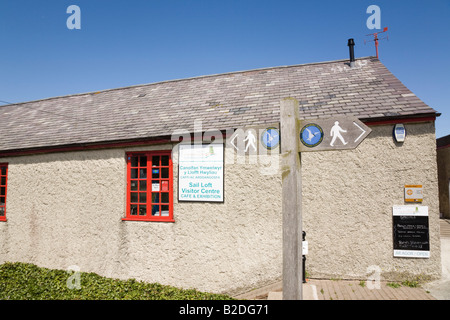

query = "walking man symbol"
[[330, 121, 348, 146], [244, 131, 257, 152]]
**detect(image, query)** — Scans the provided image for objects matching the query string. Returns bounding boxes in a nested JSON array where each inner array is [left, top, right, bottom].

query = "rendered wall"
[[0, 143, 282, 295], [0, 122, 442, 295], [302, 121, 441, 281]]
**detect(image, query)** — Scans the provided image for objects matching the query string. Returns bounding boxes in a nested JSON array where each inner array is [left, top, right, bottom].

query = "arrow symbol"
[[353, 122, 366, 143], [230, 133, 239, 151]]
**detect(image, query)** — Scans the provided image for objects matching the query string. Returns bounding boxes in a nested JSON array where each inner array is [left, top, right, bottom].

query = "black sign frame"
[[393, 214, 430, 258]]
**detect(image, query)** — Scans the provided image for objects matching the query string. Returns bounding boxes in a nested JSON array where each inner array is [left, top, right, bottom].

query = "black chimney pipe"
[[348, 38, 355, 67]]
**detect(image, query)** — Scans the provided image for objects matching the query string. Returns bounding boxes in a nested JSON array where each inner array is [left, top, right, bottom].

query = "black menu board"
[[393, 206, 430, 258]]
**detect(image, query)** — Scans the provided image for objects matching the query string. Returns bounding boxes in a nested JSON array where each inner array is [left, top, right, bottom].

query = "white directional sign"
[[227, 123, 280, 155], [298, 117, 371, 152]]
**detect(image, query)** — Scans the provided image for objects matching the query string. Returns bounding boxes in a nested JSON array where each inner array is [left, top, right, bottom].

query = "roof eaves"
[[361, 112, 439, 126]]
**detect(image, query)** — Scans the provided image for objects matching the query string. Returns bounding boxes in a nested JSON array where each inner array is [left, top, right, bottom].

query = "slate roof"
[[0, 56, 438, 153], [437, 134, 450, 148]]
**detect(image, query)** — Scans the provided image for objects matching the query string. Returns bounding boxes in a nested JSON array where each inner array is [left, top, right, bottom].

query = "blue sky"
[[0, 0, 449, 138]]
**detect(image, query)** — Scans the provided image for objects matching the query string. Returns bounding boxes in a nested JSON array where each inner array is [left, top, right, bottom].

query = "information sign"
[[404, 185, 423, 203], [393, 205, 430, 258], [178, 144, 224, 202]]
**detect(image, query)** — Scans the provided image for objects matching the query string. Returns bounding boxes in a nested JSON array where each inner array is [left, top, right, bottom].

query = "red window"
[[123, 151, 174, 222], [0, 163, 8, 221]]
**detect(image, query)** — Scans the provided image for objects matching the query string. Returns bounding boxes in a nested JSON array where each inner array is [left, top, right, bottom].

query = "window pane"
[[0, 197, 4, 206], [0, 207, 4, 216], [0, 167, 6, 175], [130, 204, 138, 216], [152, 169, 159, 179], [139, 205, 146, 216], [161, 205, 169, 216], [131, 169, 138, 179], [130, 180, 138, 191], [1, 177, 5, 185], [139, 192, 147, 203], [161, 193, 169, 203], [131, 156, 138, 167], [151, 192, 160, 204], [0, 187, 4, 196], [140, 156, 147, 167], [130, 192, 138, 203], [152, 156, 160, 167], [139, 168, 147, 179], [139, 180, 147, 191], [151, 205, 160, 216], [161, 155, 169, 166], [161, 168, 169, 178]]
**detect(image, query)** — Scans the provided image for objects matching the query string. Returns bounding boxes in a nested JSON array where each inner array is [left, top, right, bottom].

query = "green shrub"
[[0, 262, 234, 300]]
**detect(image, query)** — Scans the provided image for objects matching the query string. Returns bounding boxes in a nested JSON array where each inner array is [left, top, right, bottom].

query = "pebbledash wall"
[[0, 120, 441, 295], [302, 121, 441, 282]]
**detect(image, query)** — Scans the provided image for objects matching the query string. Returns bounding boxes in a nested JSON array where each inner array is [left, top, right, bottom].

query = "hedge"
[[0, 262, 234, 300]]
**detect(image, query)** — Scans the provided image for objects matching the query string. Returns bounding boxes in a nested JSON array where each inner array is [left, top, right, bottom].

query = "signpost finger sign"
[[298, 117, 372, 152], [227, 124, 281, 156]]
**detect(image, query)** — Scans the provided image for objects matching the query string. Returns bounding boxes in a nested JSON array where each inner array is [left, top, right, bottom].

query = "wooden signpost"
[[280, 98, 372, 300], [280, 98, 302, 300]]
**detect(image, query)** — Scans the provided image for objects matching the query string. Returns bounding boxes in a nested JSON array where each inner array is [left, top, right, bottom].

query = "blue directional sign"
[[300, 123, 323, 148], [261, 127, 280, 150]]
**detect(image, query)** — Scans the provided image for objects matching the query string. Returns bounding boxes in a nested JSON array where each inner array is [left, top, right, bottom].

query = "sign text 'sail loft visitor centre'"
[[0, 53, 442, 296]]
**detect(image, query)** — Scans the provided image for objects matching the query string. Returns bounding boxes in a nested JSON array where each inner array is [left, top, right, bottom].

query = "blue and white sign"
[[178, 144, 224, 202], [261, 127, 280, 150], [300, 123, 323, 148]]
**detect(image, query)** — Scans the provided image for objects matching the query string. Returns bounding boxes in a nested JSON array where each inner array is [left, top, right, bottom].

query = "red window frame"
[[123, 151, 174, 222], [0, 163, 8, 222]]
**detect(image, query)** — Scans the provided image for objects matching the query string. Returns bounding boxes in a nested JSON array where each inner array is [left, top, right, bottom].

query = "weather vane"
[[364, 27, 389, 59]]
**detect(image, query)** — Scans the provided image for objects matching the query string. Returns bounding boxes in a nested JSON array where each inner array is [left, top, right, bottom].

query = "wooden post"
[[280, 98, 302, 300]]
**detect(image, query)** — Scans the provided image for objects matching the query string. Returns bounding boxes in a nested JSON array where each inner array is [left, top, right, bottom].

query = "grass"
[[401, 280, 420, 288], [387, 279, 422, 289], [387, 282, 401, 289], [0, 262, 234, 300]]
